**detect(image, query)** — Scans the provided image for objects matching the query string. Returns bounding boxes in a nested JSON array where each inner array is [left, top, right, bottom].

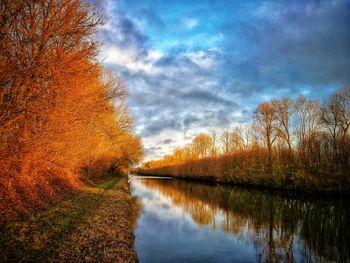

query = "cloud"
[[162, 139, 173, 144], [99, 0, 350, 160], [179, 90, 237, 107], [185, 49, 218, 69], [182, 18, 199, 30], [98, 2, 163, 75], [102, 46, 162, 74], [222, 0, 350, 87]]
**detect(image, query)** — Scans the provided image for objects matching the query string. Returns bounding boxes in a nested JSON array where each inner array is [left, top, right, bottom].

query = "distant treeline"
[[140, 87, 350, 193], [0, 0, 143, 221]]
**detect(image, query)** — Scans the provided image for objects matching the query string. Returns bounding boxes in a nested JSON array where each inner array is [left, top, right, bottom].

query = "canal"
[[131, 176, 350, 263]]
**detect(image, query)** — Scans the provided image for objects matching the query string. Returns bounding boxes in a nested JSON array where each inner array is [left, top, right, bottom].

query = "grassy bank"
[[0, 177, 138, 262], [138, 156, 350, 195]]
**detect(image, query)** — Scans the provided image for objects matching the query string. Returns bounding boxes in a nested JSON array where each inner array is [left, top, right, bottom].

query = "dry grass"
[[0, 177, 138, 263]]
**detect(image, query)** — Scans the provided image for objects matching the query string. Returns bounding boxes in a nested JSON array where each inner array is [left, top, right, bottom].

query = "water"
[[131, 176, 350, 263]]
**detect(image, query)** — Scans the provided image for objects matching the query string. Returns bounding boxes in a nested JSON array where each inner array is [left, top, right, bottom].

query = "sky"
[[97, 0, 350, 161]]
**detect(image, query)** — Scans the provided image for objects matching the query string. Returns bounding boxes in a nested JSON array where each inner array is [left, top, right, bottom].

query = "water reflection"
[[131, 177, 350, 263]]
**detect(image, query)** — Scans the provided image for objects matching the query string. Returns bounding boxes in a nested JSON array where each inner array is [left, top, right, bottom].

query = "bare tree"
[[293, 96, 321, 150], [210, 130, 218, 157], [254, 102, 278, 171], [321, 86, 350, 167], [221, 130, 231, 155], [272, 98, 293, 157], [192, 133, 212, 159]]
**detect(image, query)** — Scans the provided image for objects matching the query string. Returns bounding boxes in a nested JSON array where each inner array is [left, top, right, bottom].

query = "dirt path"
[[0, 177, 138, 262]]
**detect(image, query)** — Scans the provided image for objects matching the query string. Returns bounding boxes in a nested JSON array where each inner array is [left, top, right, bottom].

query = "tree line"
[[141, 87, 350, 193], [0, 0, 143, 221]]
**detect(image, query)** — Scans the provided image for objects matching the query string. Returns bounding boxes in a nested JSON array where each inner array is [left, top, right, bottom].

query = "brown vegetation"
[[140, 88, 350, 193], [0, 0, 143, 222], [0, 177, 138, 262]]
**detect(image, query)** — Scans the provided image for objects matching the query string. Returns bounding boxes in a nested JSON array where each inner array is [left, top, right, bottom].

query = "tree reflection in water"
[[139, 178, 350, 263]]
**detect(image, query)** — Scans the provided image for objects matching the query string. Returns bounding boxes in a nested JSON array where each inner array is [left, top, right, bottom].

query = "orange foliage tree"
[[0, 0, 143, 221]]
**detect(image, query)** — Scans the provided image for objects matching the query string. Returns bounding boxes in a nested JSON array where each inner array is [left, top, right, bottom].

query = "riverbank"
[[0, 177, 138, 262], [137, 162, 350, 196]]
